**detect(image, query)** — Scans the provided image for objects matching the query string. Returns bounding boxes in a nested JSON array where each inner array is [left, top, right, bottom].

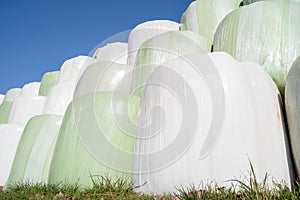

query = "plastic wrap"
[[0, 102, 13, 124], [0, 125, 24, 186], [132, 52, 291, 194], [42, 82, 76, 115], [213, 0, 300, 92], [93, 43, 128, 65], [6, 115, 63, 185], [285, 57, 300, 178], [57, 56, 94, 85], [9, 96, 46, 126], [0, 95, 4, 105], [0, 88, 22, 124], [9, 83, 46, 125], [243, 0, 260, 5], [38, 71, 60, 96], [21, 82, 41, 97], [41, 56, 94, 115], [180, 0, 241, 47], [74, 62, 133, 99], [48, 92, 140, 187], [3, 88, 21, 102], [242, 0, 300, 5], [132, 30, 208, 96], [127, 20, 180, 66]]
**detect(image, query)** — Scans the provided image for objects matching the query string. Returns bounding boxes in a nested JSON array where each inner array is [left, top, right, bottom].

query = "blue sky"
[[0, 0, 193, 94]]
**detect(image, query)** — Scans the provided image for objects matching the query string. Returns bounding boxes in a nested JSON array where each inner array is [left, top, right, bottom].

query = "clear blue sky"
[[0, 0, 193, 94]]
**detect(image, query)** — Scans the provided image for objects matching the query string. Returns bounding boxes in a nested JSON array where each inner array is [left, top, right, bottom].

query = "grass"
[[1, 166, 300, 200], [1, 180, 300, 200]]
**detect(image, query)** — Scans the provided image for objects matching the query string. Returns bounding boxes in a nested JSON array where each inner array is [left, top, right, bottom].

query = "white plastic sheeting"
[[21, 82, 41, 97], [132, 30, 208, 96], [6, 115, 63, 185], [42, 82, 75, 115], [48, 92, 140, 187], [213, 0, 300, 92], [0, 89, 20, 124], [243, 0, 260, 4], [127, 20, 180, 66], [74, 62, 133, 99], [9, 83, 46, 126], [57, 56, 94, 84], [243, 0, 300, 5], [3, 88, 22, 102], [133, 52, 292, 194], [39, 71, 60, 96], [0, 95, 4, 105], [0, 125, 23, 186], [0, 88, 22, 124], [42, 56, 94, 115], [285, 57, 300, 178], [93, 43, 128, 65], [180, 0, 241, 47]]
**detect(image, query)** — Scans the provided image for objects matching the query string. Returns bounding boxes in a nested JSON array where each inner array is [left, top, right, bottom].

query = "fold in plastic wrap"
[[181, 0, 241, 47], [0, 88, 22, 124], [132, 30, 208, 96], [38, 71, 60, 96], [127, 20, 180, 66], [6, 115, 63, 185], [214, 0, 300, 92], [285, 57, 300, 178], [48, 92, 140, 187], [243, 0, 260, 5], [8, 83, 45, 126], [74, 62, 133, 99], [133, 52, 292, 194], [93, 43, 128, 65], [0, 125, 24, 186]]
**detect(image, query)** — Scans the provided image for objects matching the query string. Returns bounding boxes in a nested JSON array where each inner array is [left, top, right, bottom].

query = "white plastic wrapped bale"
[[0, 125, 24, 186], [57, 56, 94, 85], [9, 83, 46, 126], [132, 52, 292, 194], [213, 0, 300, 92], [285, 57, 300, 178], [42, 82, 76, 115], [48, 92, 140, 187], [49, 57, 140, 187], [180, 0, 241, 47], [6, 115, 63, 185], [132, 30, 208, 97], [0, 88, 22, 124], [93, 43, 128, 65], [127, 20, 180, 66], [74, 62, 133, 99]]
